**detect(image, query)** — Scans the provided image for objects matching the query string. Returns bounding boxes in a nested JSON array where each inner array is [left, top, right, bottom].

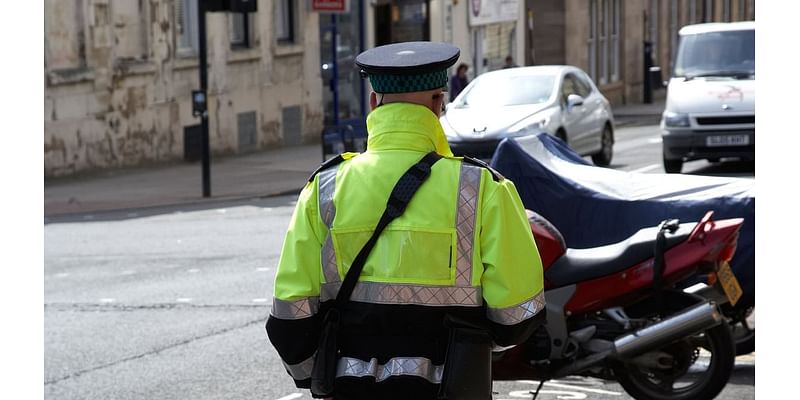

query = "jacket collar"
[[365, 103, 454, 157]]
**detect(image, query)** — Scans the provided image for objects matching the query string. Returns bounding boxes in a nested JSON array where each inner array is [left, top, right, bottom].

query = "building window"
[[722, 0, 731, 21], [588, 0, 597, 81], [649, 0, 658, 65], [692, 0, 706, 24], [589, 0, 621, 85], [611, 0, 619, 82], [176, 0, 199, 55], [738, 0, 746, 21], [276, 0, 296, 44], [670, 0, 678, 62], [703, 0, 714, 22], [230, 12, 253, 49]]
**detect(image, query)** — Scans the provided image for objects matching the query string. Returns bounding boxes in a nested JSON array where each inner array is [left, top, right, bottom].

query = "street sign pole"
[[198, 0, 211, 197]]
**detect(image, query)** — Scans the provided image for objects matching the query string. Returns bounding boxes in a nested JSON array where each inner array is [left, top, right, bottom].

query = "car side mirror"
[[567, 94, 584, 109], [445, 102, 453, 112]]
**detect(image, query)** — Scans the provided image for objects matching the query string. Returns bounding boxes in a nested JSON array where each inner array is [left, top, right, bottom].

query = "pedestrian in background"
[[449, 62, 470, 102], [502, 55, 518, 69], [266, 41, 545, 400]]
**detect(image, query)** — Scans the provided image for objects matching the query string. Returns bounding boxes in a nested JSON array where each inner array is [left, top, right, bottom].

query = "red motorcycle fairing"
[[562, 217, 742, 314]]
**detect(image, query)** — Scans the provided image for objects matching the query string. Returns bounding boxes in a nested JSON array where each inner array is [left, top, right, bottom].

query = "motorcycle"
[[488, 133, 755, 356], [491, 210, 744, 400]]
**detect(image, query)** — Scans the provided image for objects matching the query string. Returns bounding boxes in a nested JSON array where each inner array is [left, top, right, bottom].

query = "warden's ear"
[[369, 92, 378, 111]]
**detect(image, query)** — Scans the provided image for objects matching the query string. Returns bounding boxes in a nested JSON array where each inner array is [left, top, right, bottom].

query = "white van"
[[661, 21, 754, 173]]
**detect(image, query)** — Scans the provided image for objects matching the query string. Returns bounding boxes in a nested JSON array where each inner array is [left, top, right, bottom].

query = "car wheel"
[[663, 156, 683, 173], [591, 124, 614, 167]]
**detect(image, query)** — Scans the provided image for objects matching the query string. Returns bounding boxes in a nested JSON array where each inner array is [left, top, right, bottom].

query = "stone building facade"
[[526, 0, 755, 105], [45, 0, 323, 177]]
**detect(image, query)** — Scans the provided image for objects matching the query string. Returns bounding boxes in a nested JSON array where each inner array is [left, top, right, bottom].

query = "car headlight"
[[509, 115, 551, 136], [662, 111, 690, 128]]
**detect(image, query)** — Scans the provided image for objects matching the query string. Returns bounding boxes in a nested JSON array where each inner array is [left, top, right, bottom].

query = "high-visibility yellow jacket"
[[267, 102, 545, 399]]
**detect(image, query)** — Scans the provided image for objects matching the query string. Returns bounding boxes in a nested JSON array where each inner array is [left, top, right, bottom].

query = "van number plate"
[[706, 135, 750, 147]]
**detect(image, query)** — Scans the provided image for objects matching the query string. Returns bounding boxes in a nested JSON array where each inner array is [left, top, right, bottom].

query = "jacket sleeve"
[[266, 178, 328, 388], [478, 175, 546, 347]]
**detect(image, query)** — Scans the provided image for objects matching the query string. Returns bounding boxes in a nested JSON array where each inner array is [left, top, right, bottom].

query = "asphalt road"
[[44, 123, 755, 399]]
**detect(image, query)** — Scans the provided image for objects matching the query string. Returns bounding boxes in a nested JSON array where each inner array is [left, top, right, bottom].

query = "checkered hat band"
[[369, 70, 448, 93]]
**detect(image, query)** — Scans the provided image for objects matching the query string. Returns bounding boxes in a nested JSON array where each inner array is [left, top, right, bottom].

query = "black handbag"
[[310, 152, 442, 399], [437, 316, 493, 400]]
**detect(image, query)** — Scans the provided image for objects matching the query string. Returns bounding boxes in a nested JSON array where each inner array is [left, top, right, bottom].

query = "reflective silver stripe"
[[337, 356, 444, 384], [318, 168, 340, 283], [321, 282, 482, 306], [455, 163, 481, 287], [318, 168, 337, 227], [321, 235, 340, 283], [283, 356, 314, 380], [271, 297, 320, 320], [487, 290, 546, 325]]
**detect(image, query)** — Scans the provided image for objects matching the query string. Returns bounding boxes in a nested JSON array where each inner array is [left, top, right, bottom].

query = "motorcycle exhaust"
[[613, 301, 723, 359]]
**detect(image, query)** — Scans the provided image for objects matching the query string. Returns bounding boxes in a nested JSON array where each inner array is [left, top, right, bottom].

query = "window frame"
[[176, 0, 199, 57], [275, 0, 296, 45], [229, 12, 253, 49]]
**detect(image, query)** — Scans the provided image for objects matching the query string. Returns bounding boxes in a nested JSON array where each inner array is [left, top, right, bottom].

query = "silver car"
[[441, 65, 615, 165]]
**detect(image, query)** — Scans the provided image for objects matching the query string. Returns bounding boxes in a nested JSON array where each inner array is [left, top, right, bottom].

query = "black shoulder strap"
[[307, 155, 347, 183], [335, 152, 442, 305], [462, 156, 505, 182]]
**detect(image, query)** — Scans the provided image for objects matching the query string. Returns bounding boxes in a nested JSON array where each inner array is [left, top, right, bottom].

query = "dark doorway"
[[183, 124, 202, 162]]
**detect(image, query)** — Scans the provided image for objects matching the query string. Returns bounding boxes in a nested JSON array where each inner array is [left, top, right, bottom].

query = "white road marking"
[[187, 268, 200, 273], [121, 270, 136, 275], [252, 298, 268, 303], [99, 298, 115, 303], [176, 298, 193, 303], [506, 390, 587, 399], [263, 207, 274, 212], [177, 239, 183, 244], [217, 209, 227, 214], [256, 267, 270, 272], [543, 382, 621, 395], [55, 273, 69, 278], [648, 137, 663, 143], [275, 393, 303, 400], [630, 163, 661, 173], [516, 380, 621, 395]]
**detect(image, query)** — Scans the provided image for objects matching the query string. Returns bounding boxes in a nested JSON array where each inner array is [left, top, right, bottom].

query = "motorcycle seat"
[[545, 222, 697, 287]]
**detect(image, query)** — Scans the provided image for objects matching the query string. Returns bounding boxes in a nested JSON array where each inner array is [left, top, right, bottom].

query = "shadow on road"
[[729, 363, 755, 386], [685, 160, 755, 177], [44, 194, 299, 225]]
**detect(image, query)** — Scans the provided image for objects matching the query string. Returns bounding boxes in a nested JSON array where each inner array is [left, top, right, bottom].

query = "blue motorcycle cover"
[[490, 134, 755, 308]]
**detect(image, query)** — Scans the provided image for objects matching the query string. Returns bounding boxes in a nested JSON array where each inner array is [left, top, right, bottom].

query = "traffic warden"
[[267, 41, 546, 400]]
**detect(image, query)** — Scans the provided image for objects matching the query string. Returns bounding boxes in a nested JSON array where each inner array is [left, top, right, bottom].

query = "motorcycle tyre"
[[613, 320, 735, 400]]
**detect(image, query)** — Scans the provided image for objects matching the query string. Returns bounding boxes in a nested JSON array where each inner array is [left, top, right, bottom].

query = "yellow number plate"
[[716, 261, 743, 306]]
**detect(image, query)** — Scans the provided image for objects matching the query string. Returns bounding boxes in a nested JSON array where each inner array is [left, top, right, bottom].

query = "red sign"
[[312, 0, 350, 13]]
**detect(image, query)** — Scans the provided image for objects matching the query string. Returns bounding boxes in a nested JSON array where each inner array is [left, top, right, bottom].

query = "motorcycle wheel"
[[613, 320, 735, 400]]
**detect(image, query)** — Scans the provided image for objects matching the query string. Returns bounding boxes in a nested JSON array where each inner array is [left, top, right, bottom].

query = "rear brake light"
[[718, 233, 739, 262]]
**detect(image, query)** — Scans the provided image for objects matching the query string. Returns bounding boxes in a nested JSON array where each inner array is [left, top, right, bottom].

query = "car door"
[[573, 73, 605, 154], [560, 73, 591, 154]]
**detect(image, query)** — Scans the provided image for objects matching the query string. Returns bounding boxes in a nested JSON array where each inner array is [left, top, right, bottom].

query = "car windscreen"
[[458, 74, 555, 107], [673, 29, 755, 79]]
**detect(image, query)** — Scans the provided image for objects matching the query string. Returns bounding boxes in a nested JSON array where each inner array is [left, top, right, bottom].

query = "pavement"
[[44, 98, 666, 219]]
